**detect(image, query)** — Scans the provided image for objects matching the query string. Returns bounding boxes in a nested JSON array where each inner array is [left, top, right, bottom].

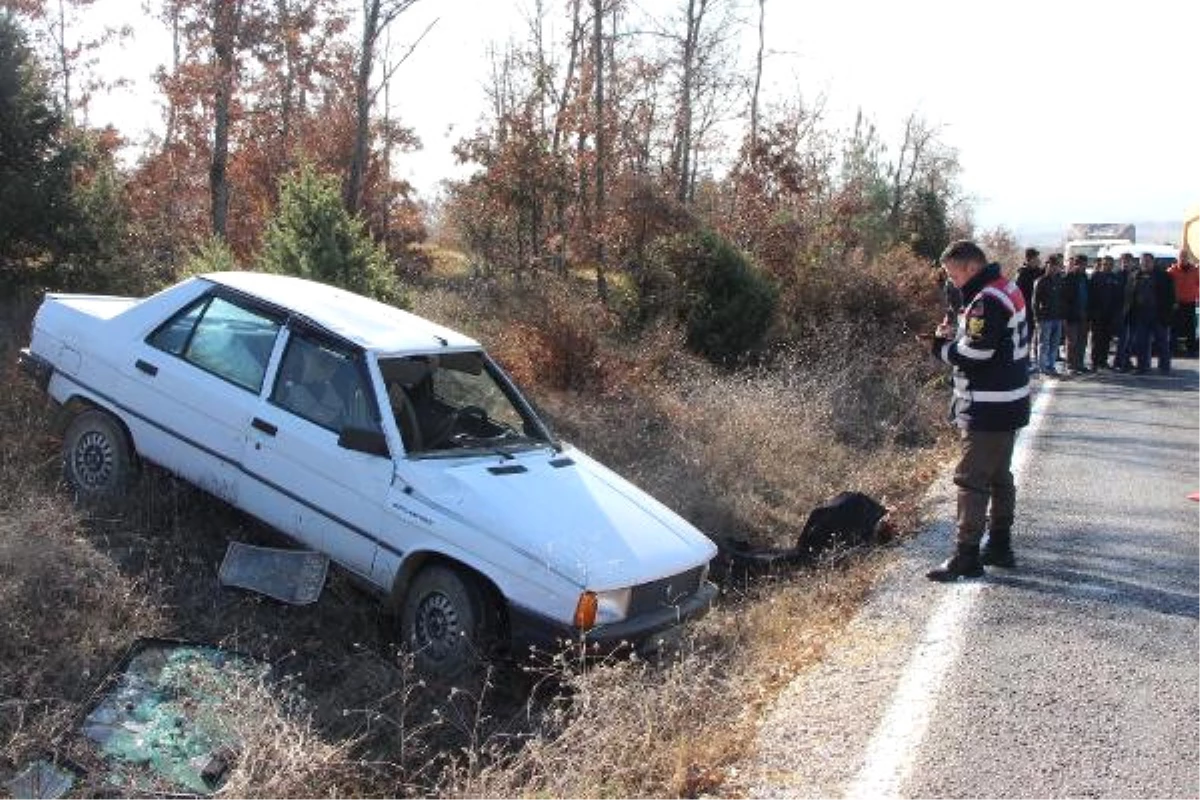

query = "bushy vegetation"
[[0, 14, 71, 271], [640, 229, 778, 365], [0, 16, 132, 294], [258, 164, 403, 304]]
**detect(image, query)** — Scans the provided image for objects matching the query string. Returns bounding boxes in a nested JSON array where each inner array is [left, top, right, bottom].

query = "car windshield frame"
[[376, 350, 556, 459]]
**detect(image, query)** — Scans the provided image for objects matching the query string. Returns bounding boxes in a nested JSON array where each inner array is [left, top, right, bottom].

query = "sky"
[[81, 0, 1198, 241]]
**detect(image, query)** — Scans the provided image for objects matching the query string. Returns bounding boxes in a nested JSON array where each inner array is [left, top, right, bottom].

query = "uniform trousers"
[[953, 428, 1017, 546]]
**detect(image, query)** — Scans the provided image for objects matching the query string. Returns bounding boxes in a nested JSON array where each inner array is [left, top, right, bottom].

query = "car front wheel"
[[63, 408, 134, 504], [401, 565, 495, 679]]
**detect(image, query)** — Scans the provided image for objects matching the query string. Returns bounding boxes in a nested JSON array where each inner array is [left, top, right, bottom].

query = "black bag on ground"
[[715, 491, 891, 579]]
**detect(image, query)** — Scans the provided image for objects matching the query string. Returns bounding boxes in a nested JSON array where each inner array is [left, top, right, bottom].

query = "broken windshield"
[[378, 351, 553, 457]]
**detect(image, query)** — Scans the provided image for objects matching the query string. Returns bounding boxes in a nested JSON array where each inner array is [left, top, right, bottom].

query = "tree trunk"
[[673, 0, 704, 204], [749, 0, 764, 162], [54, 0, 72, 123], [276, 0, 296, 156], [163, 3, 180, 153], [592, 0, 607, 303], [210, 0, 241, 240], [551, 0, 582, 276], [346, 0, 380, 215]]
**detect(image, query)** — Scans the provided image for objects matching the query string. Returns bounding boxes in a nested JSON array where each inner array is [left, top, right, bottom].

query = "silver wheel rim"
[[415, 591, 461, 661], [73, 430, 115, 489]]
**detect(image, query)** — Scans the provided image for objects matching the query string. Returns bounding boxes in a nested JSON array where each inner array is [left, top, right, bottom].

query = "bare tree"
[[345, 0, 426, 214], [551, 0, 583, 274], [210, 0, 244, 239], [748, 0, 763, 160], [7, 0, 133, 125], [160, 0, 182, 153], [670, 0, 702, 203], [888, 113, 930, 231], [663, 0, 739, 204], [592, 0, 608, 301]]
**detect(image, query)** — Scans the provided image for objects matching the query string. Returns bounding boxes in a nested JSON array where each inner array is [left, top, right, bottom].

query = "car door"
[[123, 290, 285, 506], [238, 325, 392, 580]]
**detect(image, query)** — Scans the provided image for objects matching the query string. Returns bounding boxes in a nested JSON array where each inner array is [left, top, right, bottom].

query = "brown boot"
[[926, 543, 985, 582]]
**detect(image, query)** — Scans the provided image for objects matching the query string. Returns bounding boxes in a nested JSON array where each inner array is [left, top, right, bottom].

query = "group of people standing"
[[1015, 247, 1199, 377]]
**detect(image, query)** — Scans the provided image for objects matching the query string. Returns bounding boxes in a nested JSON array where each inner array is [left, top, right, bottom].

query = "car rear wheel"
[[401, 565, 495, 679], [63, 408, 134, 504]]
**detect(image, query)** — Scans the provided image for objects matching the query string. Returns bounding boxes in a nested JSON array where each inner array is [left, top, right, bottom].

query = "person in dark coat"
[[1015, 248, 1044, 310], [1015, 248, 1044, 373], [1061, 255, 1090, 373], [1114, 252, 1138, 370], [1032, 255, 1066, 377], [1127, 252, 1177, 375], [1087, 255, 1122, 369]]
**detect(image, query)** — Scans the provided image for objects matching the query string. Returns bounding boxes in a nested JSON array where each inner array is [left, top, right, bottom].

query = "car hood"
[[405, 448, 716, 590]]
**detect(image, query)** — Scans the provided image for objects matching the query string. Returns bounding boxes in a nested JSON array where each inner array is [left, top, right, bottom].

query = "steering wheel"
[[428, 405, 489, 448]]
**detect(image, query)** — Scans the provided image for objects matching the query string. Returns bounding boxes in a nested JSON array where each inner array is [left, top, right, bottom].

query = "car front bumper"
[[507, 580, 720, 660]]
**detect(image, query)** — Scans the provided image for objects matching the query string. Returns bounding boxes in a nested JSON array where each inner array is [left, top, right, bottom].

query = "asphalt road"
[[742, 359, 1199, 799]]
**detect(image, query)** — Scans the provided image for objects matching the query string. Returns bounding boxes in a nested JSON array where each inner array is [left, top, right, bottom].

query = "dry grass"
[[0, 495, 168, 771], [0, 269, 952, 797], [446, 556, 886, 799]]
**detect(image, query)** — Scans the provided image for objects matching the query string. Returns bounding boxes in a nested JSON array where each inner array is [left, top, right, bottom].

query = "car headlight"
[[573, 587, 632, 630]]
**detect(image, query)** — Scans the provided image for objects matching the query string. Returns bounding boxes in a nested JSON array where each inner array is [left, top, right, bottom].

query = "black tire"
[[401, 565, 495, 679], [62, 408, 135, 505]]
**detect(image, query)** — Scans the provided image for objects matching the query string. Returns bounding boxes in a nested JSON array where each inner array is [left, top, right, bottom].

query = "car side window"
[[148, 294, 282, 393], [271, 332, 380, 434]]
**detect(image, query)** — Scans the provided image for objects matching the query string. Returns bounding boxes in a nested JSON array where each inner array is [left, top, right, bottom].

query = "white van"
[[1097, 242, 1178, 270], [1063, 238, 1133, 265]]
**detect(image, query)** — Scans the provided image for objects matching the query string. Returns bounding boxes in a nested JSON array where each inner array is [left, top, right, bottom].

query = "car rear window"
[[148, 294, 282, 393]]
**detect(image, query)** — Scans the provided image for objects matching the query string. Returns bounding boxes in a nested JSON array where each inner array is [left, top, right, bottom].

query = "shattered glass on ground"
[[80, 639, 257, 795]]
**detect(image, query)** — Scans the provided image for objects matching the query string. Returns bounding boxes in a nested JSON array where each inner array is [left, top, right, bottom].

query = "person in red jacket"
[[1167, 251, 1198, 357]]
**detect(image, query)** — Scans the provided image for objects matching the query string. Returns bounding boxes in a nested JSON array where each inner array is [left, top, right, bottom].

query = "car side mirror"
[[338, 426, 390, 457]]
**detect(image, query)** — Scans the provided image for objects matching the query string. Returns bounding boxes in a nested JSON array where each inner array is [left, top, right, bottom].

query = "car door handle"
[[135, 359, 158, 376], [251, 417, 277, 436]]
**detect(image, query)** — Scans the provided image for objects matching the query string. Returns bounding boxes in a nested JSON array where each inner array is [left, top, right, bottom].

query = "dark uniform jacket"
[[932, 263, 1031, 432]]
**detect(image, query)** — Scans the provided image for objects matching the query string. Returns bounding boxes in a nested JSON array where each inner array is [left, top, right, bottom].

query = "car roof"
[[202, 271, 479, 354]]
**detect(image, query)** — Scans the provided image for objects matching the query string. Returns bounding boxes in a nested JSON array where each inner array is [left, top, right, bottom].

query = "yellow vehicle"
[[1183, 205, 1198, 262]]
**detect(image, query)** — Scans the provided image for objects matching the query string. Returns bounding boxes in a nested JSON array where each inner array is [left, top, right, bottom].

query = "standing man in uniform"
[[922, 240, 1031, 581]]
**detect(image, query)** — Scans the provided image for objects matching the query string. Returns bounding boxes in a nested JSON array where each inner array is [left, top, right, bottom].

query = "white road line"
[[846, 382, 1056, 800]]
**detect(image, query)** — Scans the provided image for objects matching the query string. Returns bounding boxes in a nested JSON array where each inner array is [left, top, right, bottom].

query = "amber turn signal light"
[[574, 591, 598, 630]]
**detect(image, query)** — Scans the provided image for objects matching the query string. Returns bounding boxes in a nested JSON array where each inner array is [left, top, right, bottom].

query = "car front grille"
[[627, 565, 705, 617]]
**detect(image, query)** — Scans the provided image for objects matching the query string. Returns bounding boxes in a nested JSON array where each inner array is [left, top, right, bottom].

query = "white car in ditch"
[[18, 272, 718, 676]]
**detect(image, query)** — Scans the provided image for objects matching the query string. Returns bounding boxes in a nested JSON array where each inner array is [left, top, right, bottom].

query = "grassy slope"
[[0, 264, 953, 797]]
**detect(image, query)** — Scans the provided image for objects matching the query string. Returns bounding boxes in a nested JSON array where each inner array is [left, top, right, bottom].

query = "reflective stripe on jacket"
[[934, 263, 1031, 432]]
